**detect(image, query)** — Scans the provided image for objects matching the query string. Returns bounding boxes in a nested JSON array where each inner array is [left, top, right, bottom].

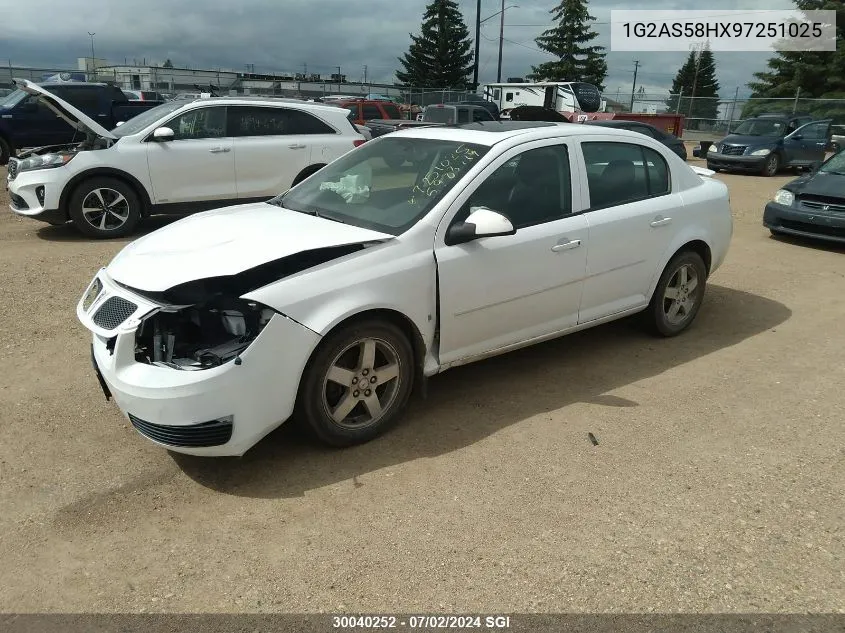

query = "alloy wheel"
[[662, 263, 700, 326], [81, 188, 131, 231], [321, 337, 402, 429]]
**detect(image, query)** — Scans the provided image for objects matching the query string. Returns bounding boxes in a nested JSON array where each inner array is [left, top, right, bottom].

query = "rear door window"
[[382, 103, 402, 119]]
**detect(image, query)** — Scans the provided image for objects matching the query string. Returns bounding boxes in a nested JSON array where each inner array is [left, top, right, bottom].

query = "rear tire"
[[68, 177, 142, 239], [295, 319, 415, 447], [383, 153, 406, 169], [291, 164, 326, 187], [646, 251, 707, 337]]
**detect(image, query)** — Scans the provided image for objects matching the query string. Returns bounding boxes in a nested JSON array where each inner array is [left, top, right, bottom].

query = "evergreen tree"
[[396, 0, 474, 89], [527, 0, 607, 90], [742, 0, 845, 120], [666, 45, 720, 122]]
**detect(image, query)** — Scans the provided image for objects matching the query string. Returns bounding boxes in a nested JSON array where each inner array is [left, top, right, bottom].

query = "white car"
[[7, 80, 365, 238], [76, 121, 732, 456]]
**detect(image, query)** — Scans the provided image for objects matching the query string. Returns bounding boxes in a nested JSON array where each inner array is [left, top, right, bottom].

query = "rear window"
[[382, 104, 401, 119], [424, 106, 455, 124]]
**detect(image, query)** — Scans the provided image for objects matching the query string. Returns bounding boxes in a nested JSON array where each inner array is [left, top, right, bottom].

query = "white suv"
[[7, 80, 365, 238]]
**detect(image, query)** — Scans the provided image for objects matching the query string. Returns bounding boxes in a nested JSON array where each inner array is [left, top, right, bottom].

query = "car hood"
[[720, 134, 780, 147], [786, 170, 845, 196], [106, 202, 394, 293], [13, 78, 117, 140]]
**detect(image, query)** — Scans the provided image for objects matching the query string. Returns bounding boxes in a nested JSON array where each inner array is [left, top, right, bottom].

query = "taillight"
[[353, 139, 366, 147]]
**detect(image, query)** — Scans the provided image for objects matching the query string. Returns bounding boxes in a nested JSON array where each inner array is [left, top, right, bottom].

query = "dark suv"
[[707, 113, 830, 176]]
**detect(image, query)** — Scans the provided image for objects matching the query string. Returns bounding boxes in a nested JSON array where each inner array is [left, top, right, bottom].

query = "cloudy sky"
[[4, 0, 797, 98]]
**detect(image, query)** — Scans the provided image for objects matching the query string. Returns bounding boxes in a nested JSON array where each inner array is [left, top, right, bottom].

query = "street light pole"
[[88, 32, 96, 80], [472, 0, 481, 90], [497, 0, 505, 82]]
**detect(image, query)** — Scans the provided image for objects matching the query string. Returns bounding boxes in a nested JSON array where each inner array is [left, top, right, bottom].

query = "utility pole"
[[87, 32, 96, 80], [337, 66, 342, 92], [675, 88, 683, 114], [728, 86, 739, 129], [629, 60, 640, 111], [496, 0, 505, 82], [472, 0, 481, 90], [793, 86, 801, 113], [688, 44, 702, 118], [363, 64, 368, 86]]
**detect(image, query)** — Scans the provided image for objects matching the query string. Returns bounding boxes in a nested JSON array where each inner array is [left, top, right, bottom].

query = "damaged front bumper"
[[79, 269, 322, 456]]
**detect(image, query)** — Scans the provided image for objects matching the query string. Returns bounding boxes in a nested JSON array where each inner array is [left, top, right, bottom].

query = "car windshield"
[[731, 118, 786, 136], [110, 100, 186, 136], [269, 137, 489, 235], [0, 88, 28, 108], [819, 150, 845, 175]]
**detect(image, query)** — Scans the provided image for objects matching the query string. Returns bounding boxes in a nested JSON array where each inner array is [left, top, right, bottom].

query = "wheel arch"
[[647, 236, 713, 302], [292, 163, 328, 186], [298, 307, 427, 393], [60, 168, 153, 216]]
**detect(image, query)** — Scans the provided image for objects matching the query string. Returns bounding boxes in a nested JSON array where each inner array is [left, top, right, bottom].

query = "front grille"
[[10, 193, 29, 210], [800, 196, 845, 213], [781, 219, 845, 238], [128, 414, 233, 447], [7, 159, 19, 180], [92, 296, 137, 329], [721, 145, 747, 156]]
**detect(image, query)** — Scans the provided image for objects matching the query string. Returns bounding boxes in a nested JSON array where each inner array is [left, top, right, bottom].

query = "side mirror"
[[445, 207, 515, 246], [152, 126, 174, 141]]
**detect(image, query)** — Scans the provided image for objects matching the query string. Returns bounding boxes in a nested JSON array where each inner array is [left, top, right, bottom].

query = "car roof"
[[172, 96, 348, 114], [584, 119, 653, 128], [386, 121, 666, 146]]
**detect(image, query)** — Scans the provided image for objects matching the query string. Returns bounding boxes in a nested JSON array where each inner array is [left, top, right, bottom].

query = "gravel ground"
[[0, 161, 843, 614]]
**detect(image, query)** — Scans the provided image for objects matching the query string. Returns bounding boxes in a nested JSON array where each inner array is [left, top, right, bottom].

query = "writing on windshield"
[[410, 145, 482, 204]]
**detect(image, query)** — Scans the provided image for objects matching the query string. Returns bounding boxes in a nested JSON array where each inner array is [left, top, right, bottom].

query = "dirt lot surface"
[[0, 162, 843, 614]]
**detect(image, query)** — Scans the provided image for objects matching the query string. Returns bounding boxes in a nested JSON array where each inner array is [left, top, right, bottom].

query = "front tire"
[[762, 153, 780, 177], [68, 177, 142, 239], [296, 320, 415, 447], [646, 251, 707, 337], [0, 137, 11, 165]]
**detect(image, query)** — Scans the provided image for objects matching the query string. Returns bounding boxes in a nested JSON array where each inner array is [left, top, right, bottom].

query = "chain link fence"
[[612, 93, 845, 140]]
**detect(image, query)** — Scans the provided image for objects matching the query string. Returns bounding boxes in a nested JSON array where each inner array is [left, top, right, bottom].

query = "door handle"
[[650, 216, 672, 227], [209, 147, 230, 153], [551, 239, 581, 252], [288, 143, 306, 149]]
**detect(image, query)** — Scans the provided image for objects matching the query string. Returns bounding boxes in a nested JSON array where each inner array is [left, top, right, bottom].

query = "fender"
[[59, 167, 153, 214]]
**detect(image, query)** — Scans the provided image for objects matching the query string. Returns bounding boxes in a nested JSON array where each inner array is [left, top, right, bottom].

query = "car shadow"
[[171, 285, 791, 499], [769, 231, 845, 254], [34, 215, 188, 243]]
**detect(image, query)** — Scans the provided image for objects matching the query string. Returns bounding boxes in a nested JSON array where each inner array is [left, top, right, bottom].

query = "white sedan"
[[77, 122, 732, 456]]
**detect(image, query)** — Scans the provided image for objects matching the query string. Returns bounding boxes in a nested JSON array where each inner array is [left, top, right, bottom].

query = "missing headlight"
[[134, 297, 275, 370]]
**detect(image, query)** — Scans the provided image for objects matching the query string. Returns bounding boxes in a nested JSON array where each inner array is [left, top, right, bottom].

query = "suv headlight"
[[750, 148, 772, 156], [707, 144, 719, 153], [17, 153, 75, 172], [774, 189, 794, 206]]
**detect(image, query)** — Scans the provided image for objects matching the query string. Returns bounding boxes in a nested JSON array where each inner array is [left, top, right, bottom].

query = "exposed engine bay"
[[134, 297, 275, 371]]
